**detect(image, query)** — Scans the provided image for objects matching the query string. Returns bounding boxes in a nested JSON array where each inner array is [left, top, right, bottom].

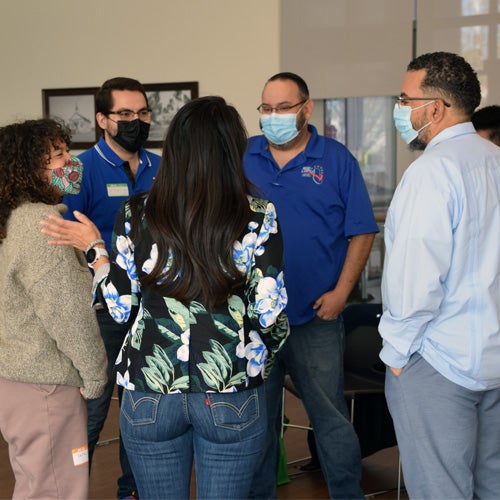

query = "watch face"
[[86, 248, 96, 263]]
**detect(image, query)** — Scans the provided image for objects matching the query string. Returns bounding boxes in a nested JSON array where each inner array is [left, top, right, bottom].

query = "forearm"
[[335, 232, 376, 299]]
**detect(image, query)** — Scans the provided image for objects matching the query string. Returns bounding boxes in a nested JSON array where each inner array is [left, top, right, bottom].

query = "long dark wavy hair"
[[0, 118, 71, 243], [131, 96, 252, 308]]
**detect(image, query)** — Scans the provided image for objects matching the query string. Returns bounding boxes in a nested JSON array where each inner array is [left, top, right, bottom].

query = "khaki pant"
[[0, 378, 89, 499]]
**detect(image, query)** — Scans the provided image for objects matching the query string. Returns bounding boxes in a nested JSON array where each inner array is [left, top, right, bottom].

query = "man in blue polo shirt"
[[245, 72, 378, 499], [63, 77, 161, 500]]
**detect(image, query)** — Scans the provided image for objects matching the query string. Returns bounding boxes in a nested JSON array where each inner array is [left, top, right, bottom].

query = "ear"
[[303, 98, 315, 120], [430, 99, 447, 123], [96, 112, 108, 130]]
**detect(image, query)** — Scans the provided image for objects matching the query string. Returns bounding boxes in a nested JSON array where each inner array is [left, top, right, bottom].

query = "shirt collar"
[[93, 136, 154, 168], [426, 122, 477, 151]]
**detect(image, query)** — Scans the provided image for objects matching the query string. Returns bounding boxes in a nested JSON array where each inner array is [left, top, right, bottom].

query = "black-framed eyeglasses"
[[396, 96, 451, 108], [257, 100, 307, 115], [107, 108, 152, 121]]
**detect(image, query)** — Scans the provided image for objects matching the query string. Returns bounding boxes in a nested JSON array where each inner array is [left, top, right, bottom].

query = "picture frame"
[[143, 82, 199, 148], [42, 87, 99, 149]]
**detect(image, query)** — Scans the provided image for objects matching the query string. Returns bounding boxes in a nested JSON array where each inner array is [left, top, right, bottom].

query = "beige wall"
[[1, 0, 498, 174], [0, 0, 280, 141], [280, 0, 414, 99]]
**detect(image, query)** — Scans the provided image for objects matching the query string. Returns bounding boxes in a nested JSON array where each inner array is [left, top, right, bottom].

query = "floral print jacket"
[[95, 196, 289, 394]]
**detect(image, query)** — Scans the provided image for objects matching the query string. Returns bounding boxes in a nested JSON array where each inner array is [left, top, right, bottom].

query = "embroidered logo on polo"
[[301, 165, 324, 185]]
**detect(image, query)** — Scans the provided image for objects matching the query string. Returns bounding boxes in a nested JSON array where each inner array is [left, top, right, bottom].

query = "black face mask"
[[112, 119, 150, 153]]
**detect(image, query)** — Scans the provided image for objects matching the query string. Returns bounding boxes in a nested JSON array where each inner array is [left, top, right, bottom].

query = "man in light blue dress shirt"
[[379, 51, 500, 499]]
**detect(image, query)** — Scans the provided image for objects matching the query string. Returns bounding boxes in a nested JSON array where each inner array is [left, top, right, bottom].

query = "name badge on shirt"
[[107, 183, 129, 197]]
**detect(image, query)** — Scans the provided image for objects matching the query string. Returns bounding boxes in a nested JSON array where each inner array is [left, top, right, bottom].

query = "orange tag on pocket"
[[72, 445, 89, 466]]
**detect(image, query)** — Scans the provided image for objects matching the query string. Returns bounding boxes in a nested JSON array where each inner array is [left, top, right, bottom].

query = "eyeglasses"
[[107, 108, 152, 121], [257, 100, 307, 115], [396, 96, 451, 108]]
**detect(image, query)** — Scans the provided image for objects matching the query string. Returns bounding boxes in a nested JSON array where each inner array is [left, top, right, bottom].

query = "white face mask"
[[393, 100, 434, 144], [260, 112, 300, 145]]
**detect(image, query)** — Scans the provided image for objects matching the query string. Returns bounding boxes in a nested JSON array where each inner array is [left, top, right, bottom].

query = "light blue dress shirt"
[[379, 122, 500, 390]]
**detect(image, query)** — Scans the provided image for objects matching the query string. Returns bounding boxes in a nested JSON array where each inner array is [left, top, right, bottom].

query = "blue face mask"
[[393, 101, 433, 144], [260, 112, 300, 145]]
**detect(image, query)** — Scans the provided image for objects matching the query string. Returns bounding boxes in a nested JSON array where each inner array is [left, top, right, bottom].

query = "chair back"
[[343, 303, 385, 381]]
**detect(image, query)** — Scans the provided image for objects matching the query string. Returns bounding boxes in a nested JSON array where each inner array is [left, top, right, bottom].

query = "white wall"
[[0, 0, 280, 138]]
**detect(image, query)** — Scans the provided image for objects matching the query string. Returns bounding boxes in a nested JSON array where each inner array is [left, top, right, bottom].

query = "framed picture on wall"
[[143, 82, 199, 148], [42, 87, 99, 149]]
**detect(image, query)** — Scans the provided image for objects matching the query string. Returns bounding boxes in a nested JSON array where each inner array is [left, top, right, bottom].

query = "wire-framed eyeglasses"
[[257, 100, 307, 115], [396, 96, 451, 108]]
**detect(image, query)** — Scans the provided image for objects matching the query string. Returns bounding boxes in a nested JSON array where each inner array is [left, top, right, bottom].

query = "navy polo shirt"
[[63, 136, 161, 252], [243, 125, 378, 325]]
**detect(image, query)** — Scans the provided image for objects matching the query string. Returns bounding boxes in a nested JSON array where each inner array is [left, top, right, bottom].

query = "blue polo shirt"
[[244, 125, 378, 325], [63, 136, 161, 252]]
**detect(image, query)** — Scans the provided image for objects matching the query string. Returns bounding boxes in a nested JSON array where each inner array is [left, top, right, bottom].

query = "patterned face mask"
[[49, 156, 83, 194]]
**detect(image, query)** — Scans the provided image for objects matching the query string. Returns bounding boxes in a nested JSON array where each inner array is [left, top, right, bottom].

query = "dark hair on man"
[[407, 52, 481, 116], [267, 72, 310, 100], [0, 118, 71, 243], [95, 76, 149, 115], [472, 105, 500, 146], [130, 96, 252, 308]]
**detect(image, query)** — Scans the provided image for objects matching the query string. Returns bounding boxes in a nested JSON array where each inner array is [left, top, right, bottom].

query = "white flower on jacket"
[[244, 330, 268, 377], [143, 243, 174, 284], [177, 330, 190, 362], [233, 231, 258, 275], [255, 271, 287, 328], [255, 204, 278, 256], [116, 358, 135, 390], [102, 281, 132, 323], [115, 235, 139, 293]]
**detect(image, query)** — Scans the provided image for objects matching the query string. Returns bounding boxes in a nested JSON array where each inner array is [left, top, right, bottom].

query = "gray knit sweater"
[[0, 202, 107, 399]]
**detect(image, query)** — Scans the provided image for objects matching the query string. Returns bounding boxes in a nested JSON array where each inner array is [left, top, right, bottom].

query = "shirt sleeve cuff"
[[379, 341, 410, 369], [91, 263, 110, 302]]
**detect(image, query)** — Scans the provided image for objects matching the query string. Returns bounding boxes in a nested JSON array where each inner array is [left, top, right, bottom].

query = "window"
[[324, 96, 396, 214]]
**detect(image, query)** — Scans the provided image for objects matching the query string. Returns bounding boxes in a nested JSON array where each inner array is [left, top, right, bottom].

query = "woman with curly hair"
[[0, 118, 107, 499], [41, 96, 289, 500]]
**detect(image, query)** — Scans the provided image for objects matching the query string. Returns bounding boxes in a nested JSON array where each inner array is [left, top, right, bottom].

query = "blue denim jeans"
[[87, 310, 137, 499], [249, 315, 364, 499], [120, 385, 267, 500]]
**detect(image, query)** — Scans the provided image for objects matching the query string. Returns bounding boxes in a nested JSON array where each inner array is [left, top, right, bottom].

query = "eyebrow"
[[261, 100, 296, 106]]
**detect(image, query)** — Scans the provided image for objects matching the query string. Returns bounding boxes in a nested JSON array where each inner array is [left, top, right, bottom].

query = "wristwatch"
[[85, 247, 109, 267]]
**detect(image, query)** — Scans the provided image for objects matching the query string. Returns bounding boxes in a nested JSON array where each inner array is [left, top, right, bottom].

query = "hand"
[[313, 289, 346, 320], [40, 210, 101, 252], [389, 366, 403, 377], [80, 387, 87, 399]]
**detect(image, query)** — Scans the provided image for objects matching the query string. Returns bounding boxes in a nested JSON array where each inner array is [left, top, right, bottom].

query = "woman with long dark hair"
[[41, 96, 289, 499]]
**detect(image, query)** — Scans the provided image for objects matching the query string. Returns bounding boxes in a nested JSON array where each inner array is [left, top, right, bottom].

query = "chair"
[[343, 303, 402, 499], [281, 303, 402, 498], [343, 302, 386, 425]]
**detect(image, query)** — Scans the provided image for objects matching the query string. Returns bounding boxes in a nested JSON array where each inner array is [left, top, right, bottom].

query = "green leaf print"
[[130, 320, 144, 350], [164, 298, 191, 331], [249, 197, 268, 213], [141, 344, 175, 393], [197, 339, 234, 391], [212, 318, 239, 338], [157, 323, 180, 342]]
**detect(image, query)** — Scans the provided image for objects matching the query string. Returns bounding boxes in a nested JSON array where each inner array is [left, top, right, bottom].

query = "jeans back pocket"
[[121, 389, 160, 426], [207, 388, 260, 431]]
